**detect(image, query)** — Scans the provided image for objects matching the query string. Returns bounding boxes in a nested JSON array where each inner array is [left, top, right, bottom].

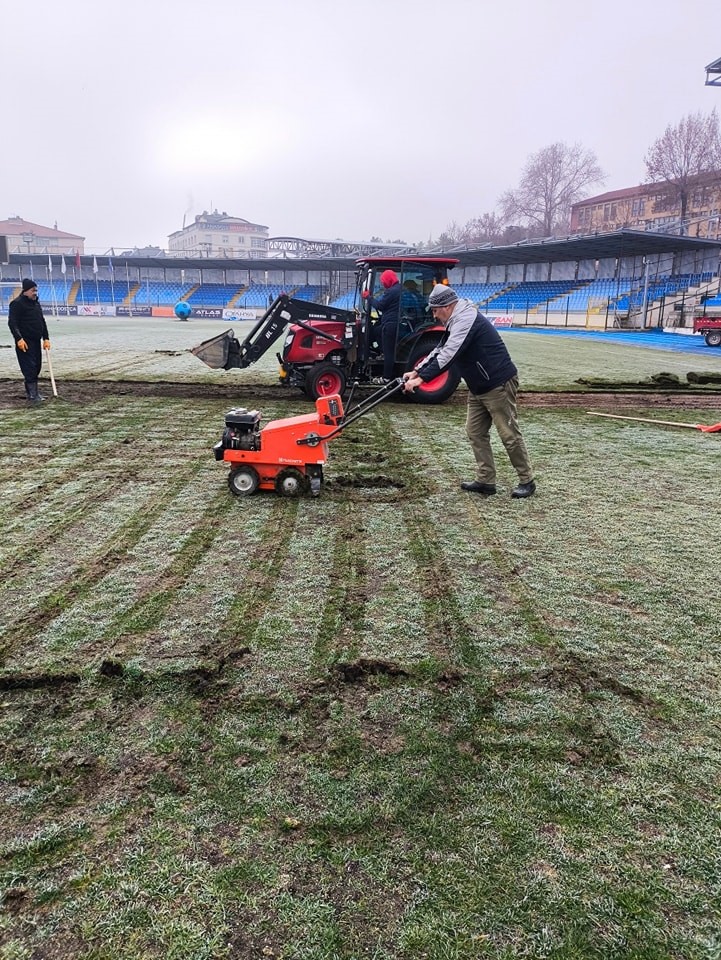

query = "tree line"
[[425, 109, 721, 248]]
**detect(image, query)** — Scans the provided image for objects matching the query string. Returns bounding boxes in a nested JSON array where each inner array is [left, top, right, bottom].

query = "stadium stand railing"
[[290, 285, 324, 302], [235, 284, 286, 307], [184, 284, 245, 306], [132, 283, 194, 306]]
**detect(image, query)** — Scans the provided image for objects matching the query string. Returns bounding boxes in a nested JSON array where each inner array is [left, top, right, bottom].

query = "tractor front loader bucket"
[[190, 329, 238, 370]]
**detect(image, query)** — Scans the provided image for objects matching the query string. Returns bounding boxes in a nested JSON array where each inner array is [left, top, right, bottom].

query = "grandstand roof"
[[706, 56, 721, 86], [12, 230, 721, 275], [451, 229, 721, 267], [15, 253, 359, 273]]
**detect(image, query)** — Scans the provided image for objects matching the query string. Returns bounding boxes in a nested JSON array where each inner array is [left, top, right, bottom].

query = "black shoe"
[[460, 481, 497, 495], [511, 481, 536, 499]]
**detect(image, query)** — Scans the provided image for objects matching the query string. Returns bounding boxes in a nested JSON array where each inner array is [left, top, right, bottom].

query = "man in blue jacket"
[[362, 269, 402, 382], [403, 285, 536, 498]]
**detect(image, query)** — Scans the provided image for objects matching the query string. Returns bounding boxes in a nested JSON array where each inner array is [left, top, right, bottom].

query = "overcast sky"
[[4, 0, 721, 252]]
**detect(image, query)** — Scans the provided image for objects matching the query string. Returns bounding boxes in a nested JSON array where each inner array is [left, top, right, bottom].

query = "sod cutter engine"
[[214, 379, 404, 497]]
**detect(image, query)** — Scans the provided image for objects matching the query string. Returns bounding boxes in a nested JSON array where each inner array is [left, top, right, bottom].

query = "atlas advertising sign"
[[192, 307, 224, 319]]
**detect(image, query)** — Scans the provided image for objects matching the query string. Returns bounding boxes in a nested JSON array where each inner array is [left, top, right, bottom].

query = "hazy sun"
[[154, 112, 283, 178]]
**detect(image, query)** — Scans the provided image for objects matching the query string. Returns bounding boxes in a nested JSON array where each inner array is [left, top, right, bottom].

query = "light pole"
[[640, 256, 651, 329], [23, 235, 32, 277]]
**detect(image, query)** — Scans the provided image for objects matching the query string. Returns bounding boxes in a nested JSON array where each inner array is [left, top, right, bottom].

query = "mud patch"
[[0, 670, 82, 691], [328, 475, 404, 489], [3, 376, 721, 411], [534, 663, 658, 709], [334, 657, 411, 683]]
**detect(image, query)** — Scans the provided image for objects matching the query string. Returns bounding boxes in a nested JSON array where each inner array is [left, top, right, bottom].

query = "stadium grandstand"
[[2, 228, 721, 332]]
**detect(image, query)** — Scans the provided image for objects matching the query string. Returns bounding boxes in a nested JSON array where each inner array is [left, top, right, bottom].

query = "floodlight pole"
[[640, 256, 651, 328]]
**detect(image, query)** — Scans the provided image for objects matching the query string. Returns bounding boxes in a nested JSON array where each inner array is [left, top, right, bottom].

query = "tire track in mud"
[[207, 497, 304, 682], [0, 492, 296, 687], [400, 406, 557, 662], [0, 402, 213, 576], [0, 475, 120, 579], [118, 495, 302, 678], [82, 491, 237, 664], [312, 500, 366, 667], [359, 410, 487, 670], [312, 411, 464, 670], [0, 455, 213, 665]]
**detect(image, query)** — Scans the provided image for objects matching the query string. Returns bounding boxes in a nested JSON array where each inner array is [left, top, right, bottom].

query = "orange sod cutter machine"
[[214, 378, 404, 497]]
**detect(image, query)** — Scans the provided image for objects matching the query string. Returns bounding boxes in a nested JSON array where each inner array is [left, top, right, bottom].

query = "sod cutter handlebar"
[[296, 378, 405, 445]]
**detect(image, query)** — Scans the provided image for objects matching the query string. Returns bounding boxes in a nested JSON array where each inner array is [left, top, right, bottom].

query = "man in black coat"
[[403, 284, 536, 498], [8, 279, 50, 402]]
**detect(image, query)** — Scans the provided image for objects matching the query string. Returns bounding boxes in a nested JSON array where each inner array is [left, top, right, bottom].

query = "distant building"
[[0, 216, 85, 255], [168, 209, 269, 258], [119, 245, 164, 258], [570, 172, 721, 239]]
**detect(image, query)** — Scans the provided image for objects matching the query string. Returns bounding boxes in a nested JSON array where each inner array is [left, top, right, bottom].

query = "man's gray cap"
[[427, 285, 459, 308]]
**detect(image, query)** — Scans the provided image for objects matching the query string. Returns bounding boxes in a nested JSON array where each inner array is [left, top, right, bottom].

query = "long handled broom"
[[587, 411, 721, 433]]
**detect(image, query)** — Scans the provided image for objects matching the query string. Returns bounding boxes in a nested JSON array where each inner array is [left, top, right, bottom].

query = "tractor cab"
[[355, 256, 459, 367]]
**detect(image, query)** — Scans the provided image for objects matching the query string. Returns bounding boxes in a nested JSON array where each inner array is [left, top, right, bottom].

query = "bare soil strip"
[[3, 376, 721, 410]]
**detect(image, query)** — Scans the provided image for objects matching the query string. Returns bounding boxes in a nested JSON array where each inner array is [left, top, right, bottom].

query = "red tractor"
[[192, 256, 462, 404]]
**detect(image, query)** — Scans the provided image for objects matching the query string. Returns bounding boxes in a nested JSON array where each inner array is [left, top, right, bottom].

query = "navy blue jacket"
[[369, 282, 401, 327], [418, 300, 517, 395]]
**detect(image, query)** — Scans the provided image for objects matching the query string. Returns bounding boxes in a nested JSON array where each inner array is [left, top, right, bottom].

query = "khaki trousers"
[[466, 376, 534, 485]]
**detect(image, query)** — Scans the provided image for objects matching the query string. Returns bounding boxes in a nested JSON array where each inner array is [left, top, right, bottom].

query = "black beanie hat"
[[21, 278, 37, 292]]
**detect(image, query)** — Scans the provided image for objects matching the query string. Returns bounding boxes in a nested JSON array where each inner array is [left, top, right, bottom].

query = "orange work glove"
[[16, 338, 28, 352], [43, 340, 51, 350]]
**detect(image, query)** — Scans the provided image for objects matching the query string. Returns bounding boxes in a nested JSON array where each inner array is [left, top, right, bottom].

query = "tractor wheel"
[[274, 468, 308, 497], [305, 362, 347, 400], [405, 340, 461, 404], [705, 331, 721, 347], [228, 465, 260, 497]]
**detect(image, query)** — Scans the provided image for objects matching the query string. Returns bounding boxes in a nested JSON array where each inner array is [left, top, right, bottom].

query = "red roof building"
[[0, 216, 85, 255]]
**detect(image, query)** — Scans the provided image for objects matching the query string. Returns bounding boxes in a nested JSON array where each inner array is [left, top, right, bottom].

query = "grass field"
[[1, 320, 721, 959]]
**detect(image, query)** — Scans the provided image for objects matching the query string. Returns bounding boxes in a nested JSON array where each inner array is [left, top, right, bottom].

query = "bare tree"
[[438, 211, 507, 247], [644, 110, 721, 233], [500, 142, 605, 237], [463, 212, 506, 244], [437, 220, 466, 246]]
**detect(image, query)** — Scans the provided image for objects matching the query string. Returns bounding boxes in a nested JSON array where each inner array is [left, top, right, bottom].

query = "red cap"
[[380, 270, 399, 288]]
